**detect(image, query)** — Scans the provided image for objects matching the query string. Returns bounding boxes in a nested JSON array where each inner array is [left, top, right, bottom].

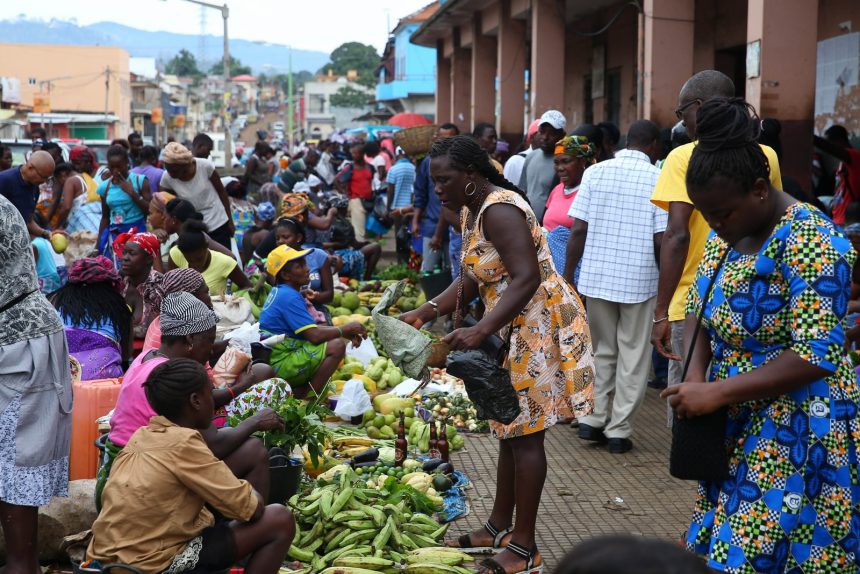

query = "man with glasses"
[[649, 71, 784, 424], [0, 150, 56, 240]]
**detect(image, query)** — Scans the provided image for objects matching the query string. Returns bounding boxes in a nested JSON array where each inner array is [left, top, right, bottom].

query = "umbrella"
[[389, 113, 432, 128]]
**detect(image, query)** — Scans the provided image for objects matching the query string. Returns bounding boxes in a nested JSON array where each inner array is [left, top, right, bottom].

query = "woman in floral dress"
[[401, 136, 594, 574], [663, 98, 860, 572]]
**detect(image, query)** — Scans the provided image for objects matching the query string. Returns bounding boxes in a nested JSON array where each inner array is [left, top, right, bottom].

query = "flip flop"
[[479, 542, 543, 574], [450, 521, 513, 554]]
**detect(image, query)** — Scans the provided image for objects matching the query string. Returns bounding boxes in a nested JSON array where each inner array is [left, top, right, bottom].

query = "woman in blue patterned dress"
[[663, 98, 860, 572]]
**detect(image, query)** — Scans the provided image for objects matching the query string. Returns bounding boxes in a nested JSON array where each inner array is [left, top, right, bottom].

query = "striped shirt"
[[386, 158, 416, 210]]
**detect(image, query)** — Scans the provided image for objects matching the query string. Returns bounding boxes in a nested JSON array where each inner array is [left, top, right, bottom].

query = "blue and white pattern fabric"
[[683, 203, 860, 572], [568, 149, 666, 303]]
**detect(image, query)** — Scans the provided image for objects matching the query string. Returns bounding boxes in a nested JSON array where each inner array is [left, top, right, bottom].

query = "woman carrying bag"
[[663, 98, 860, 571], [400, 136, 594, 574]]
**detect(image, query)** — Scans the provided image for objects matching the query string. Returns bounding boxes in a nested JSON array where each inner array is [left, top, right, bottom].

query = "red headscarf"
[[69, 145, 98, 172], [67, 256, 123, 292], [112, 228, 160, 261]]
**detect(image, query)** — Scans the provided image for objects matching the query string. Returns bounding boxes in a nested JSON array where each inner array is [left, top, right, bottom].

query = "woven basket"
[[394, 124, 437, 157]]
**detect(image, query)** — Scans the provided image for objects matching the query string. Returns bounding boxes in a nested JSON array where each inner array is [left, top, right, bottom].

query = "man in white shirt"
[[564, 120, 666, 454], [503, 119, 540, 187], [518, 110, 567, 223]]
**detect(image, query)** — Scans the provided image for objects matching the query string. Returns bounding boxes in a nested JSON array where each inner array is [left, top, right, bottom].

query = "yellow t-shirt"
[[169, 247, 237, 296], [651, 142, 782, 321]]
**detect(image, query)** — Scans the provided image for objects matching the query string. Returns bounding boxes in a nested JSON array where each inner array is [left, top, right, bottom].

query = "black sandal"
[[453, 521, 513, 554], [480, 542, 543, 574]]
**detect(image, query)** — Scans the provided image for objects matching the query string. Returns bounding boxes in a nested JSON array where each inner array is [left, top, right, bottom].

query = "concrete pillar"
[[436, 43, 452, 124], [498, 0, 526, 145], [451, 30, 472, 130], [471, 14, 497, 130], [530, 0, 565, 117], [746, 0, 817, 189], [642, 0, 695, 127]]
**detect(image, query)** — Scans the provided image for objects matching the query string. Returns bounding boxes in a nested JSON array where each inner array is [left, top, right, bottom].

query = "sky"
[[6, 0, 433, 54]]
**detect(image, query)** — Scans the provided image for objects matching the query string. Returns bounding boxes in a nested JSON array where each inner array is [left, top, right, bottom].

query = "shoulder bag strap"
[[681, 244, 732, 381]]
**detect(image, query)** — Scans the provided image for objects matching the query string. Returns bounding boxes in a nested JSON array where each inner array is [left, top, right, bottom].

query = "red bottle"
[[395, 411, 407, 467], [438, 417, 450, 462]]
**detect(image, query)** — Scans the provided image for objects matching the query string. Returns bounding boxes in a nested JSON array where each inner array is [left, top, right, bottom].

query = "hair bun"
[[695, 97, 760, 153]]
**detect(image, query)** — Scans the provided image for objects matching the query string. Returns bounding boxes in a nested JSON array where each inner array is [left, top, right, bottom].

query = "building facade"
[[376, 2, 440, 119], [412, 0, 860, 190], [0, 43, 131, 139], [304, 75, 375, 138]]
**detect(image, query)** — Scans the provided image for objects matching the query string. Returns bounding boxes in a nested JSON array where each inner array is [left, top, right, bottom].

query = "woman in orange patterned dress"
[[401, 136, 594, 574]]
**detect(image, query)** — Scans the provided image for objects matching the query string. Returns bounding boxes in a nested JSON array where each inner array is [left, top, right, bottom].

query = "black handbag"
[[669, 247, 731, 482], [445, 222, 521, 425]]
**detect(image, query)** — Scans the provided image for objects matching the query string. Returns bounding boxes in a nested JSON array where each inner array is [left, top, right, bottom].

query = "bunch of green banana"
[[285, 473, 470, 573]]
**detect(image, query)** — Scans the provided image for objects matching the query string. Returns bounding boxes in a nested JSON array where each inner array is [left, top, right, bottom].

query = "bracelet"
[[652, 316, 669, 324], [428, 300, 440, 321], [337, 326, 344, 338], [226, 385, 236, 399]]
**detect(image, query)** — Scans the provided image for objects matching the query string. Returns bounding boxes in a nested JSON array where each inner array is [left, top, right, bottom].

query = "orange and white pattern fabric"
[[461, 189, 594, 439]]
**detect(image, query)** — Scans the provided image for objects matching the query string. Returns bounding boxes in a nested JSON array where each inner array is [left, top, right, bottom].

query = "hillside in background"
[[0, 18, 329, 74]]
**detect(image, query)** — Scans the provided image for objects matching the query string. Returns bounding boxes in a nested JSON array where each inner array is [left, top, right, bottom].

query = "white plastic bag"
[[346, 337, 379, 366], [223, 322, 260, 355], [334, 379, 372, 421]]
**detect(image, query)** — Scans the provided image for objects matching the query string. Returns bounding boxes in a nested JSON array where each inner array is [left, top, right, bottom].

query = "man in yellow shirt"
[[650, 70, 782, 416]]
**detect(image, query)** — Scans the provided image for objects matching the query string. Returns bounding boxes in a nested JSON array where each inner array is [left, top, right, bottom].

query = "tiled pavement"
[[448, 387, 697, 571]]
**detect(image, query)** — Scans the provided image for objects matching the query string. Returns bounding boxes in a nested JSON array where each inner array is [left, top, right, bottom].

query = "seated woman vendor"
[[169, 219, 251, 295], [97, 292, 279, 509], [114, 229, 162, 339], [260, 245, 367, 398], [86, 359, 295, 574]]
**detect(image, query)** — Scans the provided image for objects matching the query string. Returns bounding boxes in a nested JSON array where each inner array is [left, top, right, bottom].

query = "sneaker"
[[578, 423, 607, 443], [608, 438, 633, 453]]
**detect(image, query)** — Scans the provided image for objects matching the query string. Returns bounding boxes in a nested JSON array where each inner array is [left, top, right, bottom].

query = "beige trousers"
[[348, 198, 367, 243], [578, 296, 656, 439]]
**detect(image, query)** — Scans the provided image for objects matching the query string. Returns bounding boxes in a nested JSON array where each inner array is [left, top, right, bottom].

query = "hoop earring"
[[464, 182, 477, 196]]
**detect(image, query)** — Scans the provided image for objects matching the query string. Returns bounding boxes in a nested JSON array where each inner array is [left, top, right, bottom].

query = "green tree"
[[210, 56, 252, 77], [329, 86, 372, 108], [165, 49, 202, 77], [318, 42, 380, 87]]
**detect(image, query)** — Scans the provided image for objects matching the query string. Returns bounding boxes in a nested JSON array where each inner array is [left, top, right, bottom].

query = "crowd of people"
[[1, 65, 860, 574]]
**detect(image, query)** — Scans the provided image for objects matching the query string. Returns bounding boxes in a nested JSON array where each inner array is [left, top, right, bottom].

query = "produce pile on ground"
[[332, 356, 405, 393], [359, 393, 465, 452], [419, 393, 490, 434], [285, 466, 477, 574]]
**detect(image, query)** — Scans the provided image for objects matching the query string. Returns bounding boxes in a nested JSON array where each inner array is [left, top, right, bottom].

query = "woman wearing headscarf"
[[113, 229, 162, 339], [544, 135, 596, 276], [96, 292, 281, 510], [160, 141, 234, 249], [323, 196, 382, 280], [64, 146, 104, 235], [51, 256, 131, 380], [0, 194, 72, 574]]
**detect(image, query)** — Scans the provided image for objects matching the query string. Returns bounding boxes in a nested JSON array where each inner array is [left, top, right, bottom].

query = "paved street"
[[449, 387, 696, 571]]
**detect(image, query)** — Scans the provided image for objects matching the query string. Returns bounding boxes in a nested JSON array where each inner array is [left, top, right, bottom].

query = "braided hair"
[[429, 135, 528, 203], [144, 358, 210, 420], [686, 97, 770, 194], [51, 283, 131, 350]]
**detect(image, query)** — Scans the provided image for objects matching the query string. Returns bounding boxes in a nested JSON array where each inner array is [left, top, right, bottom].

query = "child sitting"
[[260, 245, 367, 398], [86, 359, 295, 574]]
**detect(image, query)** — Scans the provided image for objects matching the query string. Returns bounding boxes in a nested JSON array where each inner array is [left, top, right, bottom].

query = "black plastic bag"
[[446, 350, 520, 425]]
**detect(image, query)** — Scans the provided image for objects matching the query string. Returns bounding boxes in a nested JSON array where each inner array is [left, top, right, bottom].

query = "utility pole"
[[287, 46, 293, 151], [105, 66, 111, 137]]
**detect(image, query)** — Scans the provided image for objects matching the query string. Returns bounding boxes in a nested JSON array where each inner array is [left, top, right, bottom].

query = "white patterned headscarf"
[[159, 292, 218, 336]]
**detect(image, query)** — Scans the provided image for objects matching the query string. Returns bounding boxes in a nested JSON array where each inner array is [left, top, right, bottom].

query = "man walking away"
[[504, 119, 540, 186], [519, 110, 567, 223], [649, 71, 783, 424], [564, 120, 666, 453]]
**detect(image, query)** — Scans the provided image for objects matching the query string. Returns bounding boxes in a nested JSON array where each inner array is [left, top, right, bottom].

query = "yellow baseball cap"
[[266, 245, 311, 277]]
